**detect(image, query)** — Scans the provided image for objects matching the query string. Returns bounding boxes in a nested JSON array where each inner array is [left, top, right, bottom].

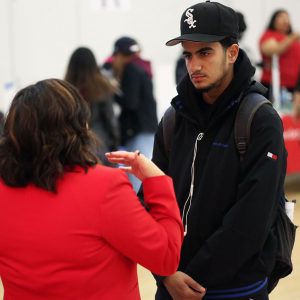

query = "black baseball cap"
[[113, 36, 140, 55], [166, 1, 239, 46]]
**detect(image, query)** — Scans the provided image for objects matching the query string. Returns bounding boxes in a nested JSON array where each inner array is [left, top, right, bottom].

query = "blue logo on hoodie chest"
[[212, 142, 229, 148]]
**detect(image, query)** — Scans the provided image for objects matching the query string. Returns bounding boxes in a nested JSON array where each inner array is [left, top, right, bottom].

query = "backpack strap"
[[234, 93, 271, 160], [162, 106, 176, 157], [162, 93, 271, 160]]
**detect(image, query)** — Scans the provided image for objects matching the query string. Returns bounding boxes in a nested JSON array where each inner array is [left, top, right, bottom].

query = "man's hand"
[[163, 271, 206, 300]]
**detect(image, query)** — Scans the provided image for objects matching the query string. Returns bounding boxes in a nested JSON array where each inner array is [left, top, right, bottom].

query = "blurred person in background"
[[65, 47, 120, 164], [236, 11, 247, 41], [259, 9, 300, 103], [236, 12, 256, 67], [103, 36, 158, 191], [0, 78, 183, 300], [175, 53, 187, 85], [235, 11, 254, 63], [0, 111, 4, 135], [292, 78, 300, 120]]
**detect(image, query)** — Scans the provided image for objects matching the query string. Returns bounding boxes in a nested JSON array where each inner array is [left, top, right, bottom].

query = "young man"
[[152, 1, 287, 300]]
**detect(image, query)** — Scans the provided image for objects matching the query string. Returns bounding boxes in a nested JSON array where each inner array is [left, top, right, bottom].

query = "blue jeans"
[[122, 132, 155, 192]]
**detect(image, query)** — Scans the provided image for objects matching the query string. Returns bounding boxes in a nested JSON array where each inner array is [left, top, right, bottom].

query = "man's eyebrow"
[[182, 47, 214, 56], [198, 47, 214, 52]]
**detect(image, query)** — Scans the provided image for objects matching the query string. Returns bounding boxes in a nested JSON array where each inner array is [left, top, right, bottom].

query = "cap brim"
[[166, 33, 226, 46]]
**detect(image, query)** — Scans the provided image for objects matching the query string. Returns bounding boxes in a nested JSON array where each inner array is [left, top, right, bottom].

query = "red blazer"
[[0, 165, 183, 299]]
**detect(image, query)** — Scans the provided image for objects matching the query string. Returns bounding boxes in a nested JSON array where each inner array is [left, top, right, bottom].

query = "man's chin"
[[194, 84, 213, 93]]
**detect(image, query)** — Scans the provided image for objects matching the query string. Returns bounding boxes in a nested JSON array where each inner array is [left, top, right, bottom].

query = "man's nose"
[[189, 58, 202, 73]]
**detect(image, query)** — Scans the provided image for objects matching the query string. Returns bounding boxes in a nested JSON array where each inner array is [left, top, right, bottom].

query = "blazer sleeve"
[[184, 106, 286, 286], [100, 170, 183, 276]]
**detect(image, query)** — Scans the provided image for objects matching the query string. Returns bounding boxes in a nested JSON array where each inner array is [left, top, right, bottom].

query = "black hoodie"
[[152, 50, 287, 290]]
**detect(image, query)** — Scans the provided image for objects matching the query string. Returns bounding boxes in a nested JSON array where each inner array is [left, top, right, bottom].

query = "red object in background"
[[281, 114, 300, 174]]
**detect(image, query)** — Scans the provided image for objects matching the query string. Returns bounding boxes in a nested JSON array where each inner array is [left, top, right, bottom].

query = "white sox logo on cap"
[[184, 8, 197, 29], [166, 1, 239, 46]]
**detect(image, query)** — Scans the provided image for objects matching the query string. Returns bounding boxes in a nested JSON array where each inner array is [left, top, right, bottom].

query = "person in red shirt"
[[0, 79, 183, 300], [259, 9, 300, 102]]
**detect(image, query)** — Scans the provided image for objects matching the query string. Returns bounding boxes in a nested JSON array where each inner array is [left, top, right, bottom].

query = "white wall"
[[1, 0, 300, 117]]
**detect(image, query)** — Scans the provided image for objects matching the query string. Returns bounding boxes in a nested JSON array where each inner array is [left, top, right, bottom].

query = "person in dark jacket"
[[103, 36, 158, 191], [175, 53, 187, 85], [152, 2, 287, 300]]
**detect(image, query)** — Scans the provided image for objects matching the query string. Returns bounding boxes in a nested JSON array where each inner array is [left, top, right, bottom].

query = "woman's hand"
[[105, 150, 165, 181]]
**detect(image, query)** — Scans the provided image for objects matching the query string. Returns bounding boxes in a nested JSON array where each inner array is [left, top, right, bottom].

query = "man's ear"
[[228, 44, 239, 63]]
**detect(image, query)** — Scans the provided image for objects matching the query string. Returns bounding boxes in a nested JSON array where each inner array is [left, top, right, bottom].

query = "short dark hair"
[[0, 79, 99, 192], [219, 37, 238, 50]]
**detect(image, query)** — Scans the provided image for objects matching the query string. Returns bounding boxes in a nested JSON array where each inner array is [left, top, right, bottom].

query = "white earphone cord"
[[182, 132, 204, 236]]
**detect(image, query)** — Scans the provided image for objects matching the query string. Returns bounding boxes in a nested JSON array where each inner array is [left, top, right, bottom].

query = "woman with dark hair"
[[0, 79, 183, 299], [259, 9, 300, 101], [65, 47, 120, 161]]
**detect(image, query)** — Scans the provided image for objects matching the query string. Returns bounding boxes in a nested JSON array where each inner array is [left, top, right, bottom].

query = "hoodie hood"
[[172, 49, 262, 128]]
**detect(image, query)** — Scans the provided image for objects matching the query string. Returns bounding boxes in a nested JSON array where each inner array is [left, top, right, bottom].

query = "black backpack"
[[162, 93, 297, 293]]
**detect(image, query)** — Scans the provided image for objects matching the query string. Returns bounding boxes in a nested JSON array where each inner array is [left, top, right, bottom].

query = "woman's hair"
[[64, 47, 115, 103], [0, 79, 99, 192], [267, 9, 292, 34]]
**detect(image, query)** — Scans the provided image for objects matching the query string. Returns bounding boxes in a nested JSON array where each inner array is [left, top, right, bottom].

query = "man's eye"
[[200, 51, 210, 56]]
